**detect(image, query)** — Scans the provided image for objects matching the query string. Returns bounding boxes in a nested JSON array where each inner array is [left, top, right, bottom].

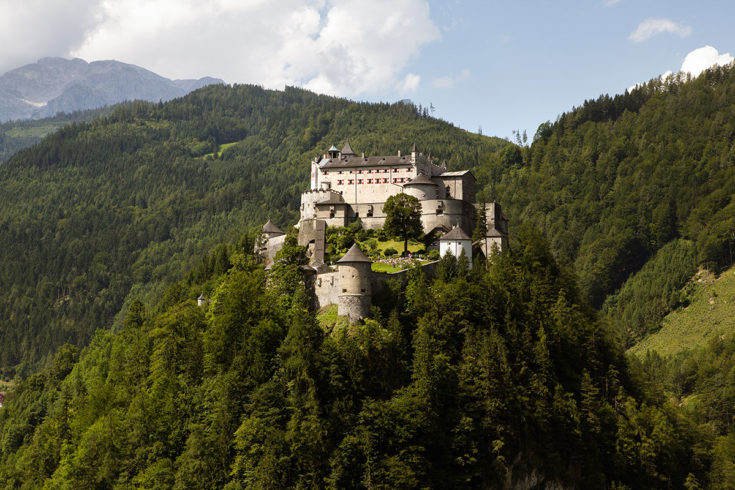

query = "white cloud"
[[0, 0, 440, 97], [681, 45, 734, 77], [0, 0, 105, 74], [604, 0, 620, 7], [431, 68, 470, 89], [399, 73, 421, 92], [629, 18, 692, 43]]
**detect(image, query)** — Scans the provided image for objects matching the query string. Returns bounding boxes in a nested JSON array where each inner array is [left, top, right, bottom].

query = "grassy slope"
[[629, 265, 735, 358]]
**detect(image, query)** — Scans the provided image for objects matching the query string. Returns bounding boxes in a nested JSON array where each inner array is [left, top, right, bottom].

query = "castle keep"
[[260, 141, 509, 322]]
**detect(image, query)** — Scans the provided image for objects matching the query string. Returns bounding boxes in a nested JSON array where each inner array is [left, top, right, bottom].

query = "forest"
[[1, 63, 735, 487], [0, 232, 714, 488]]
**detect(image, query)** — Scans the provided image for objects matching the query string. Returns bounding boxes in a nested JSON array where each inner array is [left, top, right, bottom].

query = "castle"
[[259, 141, 509, 322]]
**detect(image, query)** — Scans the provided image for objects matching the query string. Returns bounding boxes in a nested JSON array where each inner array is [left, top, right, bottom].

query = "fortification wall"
[[312, 271, 339, 310]]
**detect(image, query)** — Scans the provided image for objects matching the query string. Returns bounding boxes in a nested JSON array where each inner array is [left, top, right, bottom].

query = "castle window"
[[392, 178, 397, 183], [367, 178, 372, 184], [322, 170, 328, 175], [393, 168, 400, 172], [367, 205, 374, 217], [367, 169, 372, 173], [348, 179, 354, 184], [446, 186, 451, 198], [358, 170, 363, 174], [383, 178, 388, 183], [342, 289, 347, 293], [361, 288, 366, 292], [358, 179, 363, 184], [338, 171, 343, 174], [337, 180, 343, 185]]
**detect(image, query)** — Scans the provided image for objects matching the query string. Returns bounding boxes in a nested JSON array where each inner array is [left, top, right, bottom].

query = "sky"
[[1, 0, 734, 139]]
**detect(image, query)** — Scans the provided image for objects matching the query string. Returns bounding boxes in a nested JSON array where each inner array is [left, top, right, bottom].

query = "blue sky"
[[1, 0, 733, 140], [389, 0, 735, 138]]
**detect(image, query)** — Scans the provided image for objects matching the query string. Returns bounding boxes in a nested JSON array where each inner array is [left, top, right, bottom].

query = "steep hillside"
[[0, 233, 708, 488], [630, 265, 735, 358], [0, 84, 506, 375], [0, 57, 223, 122], [484, 67, 735, 318]]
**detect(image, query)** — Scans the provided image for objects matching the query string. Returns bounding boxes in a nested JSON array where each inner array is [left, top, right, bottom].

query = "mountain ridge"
[[0, 57, 224, 122]]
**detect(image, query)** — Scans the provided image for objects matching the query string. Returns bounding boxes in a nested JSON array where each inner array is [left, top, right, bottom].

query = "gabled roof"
[[341, 138, 356, 156], [262, 219, 284, 235], [403, 173, 437, 186], [486, 226, 505, 238], [441, 226, 471, 241], [439, 170, 472, 177], [315, 194, 347, 205], [337, 243, 372, 264]]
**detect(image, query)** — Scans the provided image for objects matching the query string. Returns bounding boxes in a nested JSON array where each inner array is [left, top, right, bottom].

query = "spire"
[[341, 138, 356, 156], [337, 243, 372, 263], [262, 219, 284, 235]]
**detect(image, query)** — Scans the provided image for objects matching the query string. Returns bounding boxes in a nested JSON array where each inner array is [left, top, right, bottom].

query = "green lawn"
[[374, 238, 423, 255], [371, 262, 403, 273], [629, 266, 735, 358]]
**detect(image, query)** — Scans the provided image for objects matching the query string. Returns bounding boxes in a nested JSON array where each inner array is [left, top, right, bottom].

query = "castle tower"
[[440, 225, 472, 268], [336, 243, 372, 322], [262, 219, 285, 240]]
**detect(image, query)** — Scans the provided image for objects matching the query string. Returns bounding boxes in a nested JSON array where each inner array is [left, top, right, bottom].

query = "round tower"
[[336, 243, 372, 322], [403, 173, 438, 201]]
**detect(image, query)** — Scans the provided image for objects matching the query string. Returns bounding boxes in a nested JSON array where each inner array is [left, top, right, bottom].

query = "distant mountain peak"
[[0, 57, 224, 122]]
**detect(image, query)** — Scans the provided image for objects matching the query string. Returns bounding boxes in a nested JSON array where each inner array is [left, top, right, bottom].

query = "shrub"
[[428, 249, 440, 260], [384, 247, 398, 257]]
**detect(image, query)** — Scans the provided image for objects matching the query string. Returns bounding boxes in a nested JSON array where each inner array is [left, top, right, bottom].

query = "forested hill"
[[0, 232, 711, 488], [481, 65, 735, 342], [0, 84, 506, 376]]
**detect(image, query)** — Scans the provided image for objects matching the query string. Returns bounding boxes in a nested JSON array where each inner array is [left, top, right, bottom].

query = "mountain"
[[0, 57, 224, 122]]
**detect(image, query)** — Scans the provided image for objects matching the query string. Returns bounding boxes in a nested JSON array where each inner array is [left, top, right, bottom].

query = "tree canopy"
[[382, 192, 423, 255]]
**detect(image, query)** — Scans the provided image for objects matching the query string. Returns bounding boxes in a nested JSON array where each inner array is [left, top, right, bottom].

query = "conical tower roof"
[[337, 243, 372, 263], [262, 219, 284, 235], [341, 138, 356, 156]]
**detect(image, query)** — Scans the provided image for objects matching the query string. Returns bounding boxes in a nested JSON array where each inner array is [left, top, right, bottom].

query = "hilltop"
[[0, 84, 507, 376]]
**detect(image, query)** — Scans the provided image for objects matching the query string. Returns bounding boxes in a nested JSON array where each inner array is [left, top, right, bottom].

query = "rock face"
[[0, 57, 224, 122]]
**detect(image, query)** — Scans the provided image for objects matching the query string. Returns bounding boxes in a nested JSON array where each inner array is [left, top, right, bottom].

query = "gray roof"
[[337, 243, 372, 263], [486, 226, 506, 238], [321, 154, 414, 169], [315, 194, 347, 205], [262, 219, 284, 234], [341, 138, 356, 155], [440, 170, 472, 177], [441, 226, 471, 241], [403, 173, 437, 186]]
